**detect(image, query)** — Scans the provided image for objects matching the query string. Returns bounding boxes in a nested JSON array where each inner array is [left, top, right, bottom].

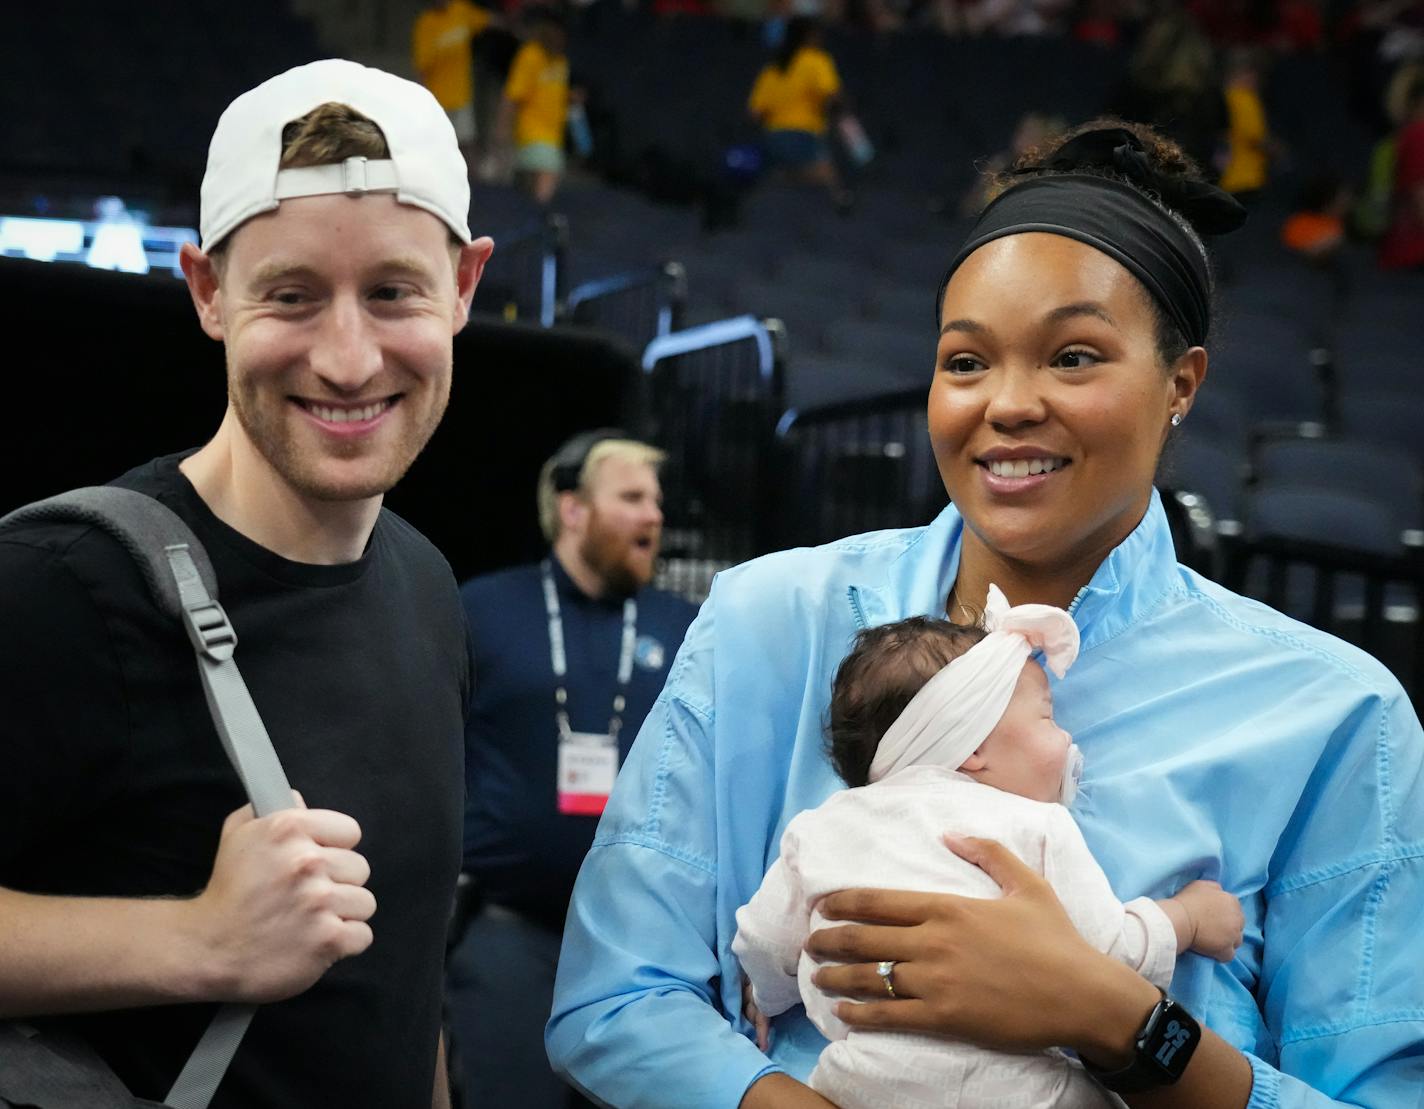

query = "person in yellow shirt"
[[499, 7, 573, 205], [412, 0, 501, 164], [747, 18, 851, 207], [1218, 49, 1275, 199]]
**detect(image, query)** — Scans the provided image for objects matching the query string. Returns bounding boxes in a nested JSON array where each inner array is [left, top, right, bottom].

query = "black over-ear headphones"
[[548, 428, 629, 493]]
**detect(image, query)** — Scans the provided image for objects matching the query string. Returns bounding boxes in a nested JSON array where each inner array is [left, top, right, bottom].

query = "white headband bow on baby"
[[866, 585, 1081, 791]]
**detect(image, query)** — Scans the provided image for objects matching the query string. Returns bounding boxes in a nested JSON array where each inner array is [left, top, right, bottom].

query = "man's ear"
[[453, 237, 495, 331], [557, 490, 588, 536], [180, 241, 225, 342]]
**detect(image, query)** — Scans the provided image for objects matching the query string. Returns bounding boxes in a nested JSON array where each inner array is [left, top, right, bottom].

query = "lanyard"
[[542, 560, 638, 740]]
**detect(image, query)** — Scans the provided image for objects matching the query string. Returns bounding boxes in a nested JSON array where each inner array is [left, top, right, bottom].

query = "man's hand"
[[184, 793, 375, 1004]]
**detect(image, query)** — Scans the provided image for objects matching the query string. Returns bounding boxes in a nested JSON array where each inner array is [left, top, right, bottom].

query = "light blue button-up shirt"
[[548, 493, 1424, 1107]]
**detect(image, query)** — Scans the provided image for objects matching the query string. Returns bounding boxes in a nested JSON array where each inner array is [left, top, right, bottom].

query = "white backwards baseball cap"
[[199, 58, 472, 250]]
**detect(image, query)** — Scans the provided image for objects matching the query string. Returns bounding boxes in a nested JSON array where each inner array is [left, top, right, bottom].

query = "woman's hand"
[[804, 835, 1152, 1059]]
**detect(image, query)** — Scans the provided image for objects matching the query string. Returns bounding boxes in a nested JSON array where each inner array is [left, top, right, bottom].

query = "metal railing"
[[565, 261, 686, 354], [639, 316, 785, 592], [1158, 488, 1224, 579], [772, 386, 942, 550], [474, 213, 567, 326], [1222, 533, 1424, 695]]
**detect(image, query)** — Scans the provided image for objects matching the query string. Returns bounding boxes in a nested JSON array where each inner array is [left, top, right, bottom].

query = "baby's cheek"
[[1041, 744, 1068, 791]]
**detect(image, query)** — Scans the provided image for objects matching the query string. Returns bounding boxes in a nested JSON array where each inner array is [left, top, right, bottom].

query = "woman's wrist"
[[1071, 957, 1164, 1070]]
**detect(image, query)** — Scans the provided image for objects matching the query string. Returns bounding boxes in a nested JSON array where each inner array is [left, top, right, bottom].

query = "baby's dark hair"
[[826, 617, 988, 788]]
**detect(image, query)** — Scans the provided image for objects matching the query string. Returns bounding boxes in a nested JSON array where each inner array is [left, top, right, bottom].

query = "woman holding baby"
[[546, 121, 1424, 1108]]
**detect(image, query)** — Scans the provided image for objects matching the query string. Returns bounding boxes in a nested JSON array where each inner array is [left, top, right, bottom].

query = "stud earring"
[[1171, 413, 1183, 427]]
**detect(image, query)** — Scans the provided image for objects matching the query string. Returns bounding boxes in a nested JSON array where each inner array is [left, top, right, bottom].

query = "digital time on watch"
[[1082, 990, 1203, 1093]]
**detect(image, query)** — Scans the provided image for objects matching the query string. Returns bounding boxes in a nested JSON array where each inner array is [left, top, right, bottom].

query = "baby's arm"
[[1156, 879, 1245, 962], [732, 849, 812, 1022], [1040, 807, 1179, 990]]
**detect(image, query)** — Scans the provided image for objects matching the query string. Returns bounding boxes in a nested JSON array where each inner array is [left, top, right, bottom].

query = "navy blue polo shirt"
[[460, 556, 697, 923]]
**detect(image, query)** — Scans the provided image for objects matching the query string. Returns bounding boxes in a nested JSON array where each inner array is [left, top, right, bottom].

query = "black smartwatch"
[[1082, 990, 1202, 1093]]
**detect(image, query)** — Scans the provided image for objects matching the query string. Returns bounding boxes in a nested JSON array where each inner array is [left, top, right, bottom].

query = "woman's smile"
[[931, 232, 1197, 572], [975, 446, 1073, 496]]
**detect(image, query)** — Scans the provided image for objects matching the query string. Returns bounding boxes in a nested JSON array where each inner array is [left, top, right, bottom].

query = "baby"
[[732, 586, 1244, 1109]]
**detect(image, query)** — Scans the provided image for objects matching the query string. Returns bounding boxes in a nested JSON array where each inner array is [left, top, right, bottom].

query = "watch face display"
[[1153, 1016, 1196, 1069], [1145, 1001, 1201, 1081], [1085, 993, 1203, 1093]]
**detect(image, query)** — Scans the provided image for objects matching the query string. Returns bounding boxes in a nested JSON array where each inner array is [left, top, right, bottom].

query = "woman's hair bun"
[[1011, 121, 1247, 236]]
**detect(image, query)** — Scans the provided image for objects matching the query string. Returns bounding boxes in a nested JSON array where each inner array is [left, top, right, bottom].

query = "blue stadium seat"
[[876, 239, 955, 292], [1209, 312, 1326, 427], [785, 353, 894, 409], [1330, 320, 1422, 395], [732, 280, 840, 353], [1164, 435, 1248, 532], [1235, 485, 1417, 626], [1183, 387, 1250, 450], [1339, 390, 1424, 469], [866, 282, 937, 331], [823, 317, 937, 384], [772, 255, 873, 307], [1254, 438, 1424, 532]]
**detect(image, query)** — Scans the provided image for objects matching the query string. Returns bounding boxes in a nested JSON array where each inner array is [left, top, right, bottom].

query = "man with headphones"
[[447, 429, 697, 1108]]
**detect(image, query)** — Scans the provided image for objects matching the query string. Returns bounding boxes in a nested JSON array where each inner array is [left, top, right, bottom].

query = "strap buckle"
[[183, 600, 238, 661], [343, 155, 371, 196]]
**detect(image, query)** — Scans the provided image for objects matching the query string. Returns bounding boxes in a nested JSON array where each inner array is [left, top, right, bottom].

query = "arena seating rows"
[[462, 165, 1424, 698], [5, 6, 1421, 697]]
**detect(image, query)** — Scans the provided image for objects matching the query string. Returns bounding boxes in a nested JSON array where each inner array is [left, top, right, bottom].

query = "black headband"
[[937, 138, 1246, 346]]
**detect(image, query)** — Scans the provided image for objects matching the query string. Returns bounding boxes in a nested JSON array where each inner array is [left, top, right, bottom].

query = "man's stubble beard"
[[228, 366, 451, 503]]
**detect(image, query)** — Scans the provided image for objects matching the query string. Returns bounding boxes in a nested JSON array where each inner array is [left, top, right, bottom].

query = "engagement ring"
[[876, 960, 897, 998]]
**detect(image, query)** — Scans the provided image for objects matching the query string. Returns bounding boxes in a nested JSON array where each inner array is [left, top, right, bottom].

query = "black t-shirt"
[[0, 453, 468, 1108], [460, 558, 696, 924]]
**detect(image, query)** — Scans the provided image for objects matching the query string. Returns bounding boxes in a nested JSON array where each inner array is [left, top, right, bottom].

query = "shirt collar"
[[547, 551, 635, 610], [1062, 489, 1179, 651], [852, 489, 1178, 654]]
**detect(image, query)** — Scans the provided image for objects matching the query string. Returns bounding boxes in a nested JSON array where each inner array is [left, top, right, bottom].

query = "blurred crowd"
[[410, 0, 1424, 272], [437, 0, 1423, 51]]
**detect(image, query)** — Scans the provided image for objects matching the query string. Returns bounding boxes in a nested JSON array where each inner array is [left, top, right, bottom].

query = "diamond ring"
[[876, 959, 897, 998]]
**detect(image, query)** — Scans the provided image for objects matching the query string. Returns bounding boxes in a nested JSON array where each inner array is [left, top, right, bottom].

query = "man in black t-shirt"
[[0, 60, 494, 1108]]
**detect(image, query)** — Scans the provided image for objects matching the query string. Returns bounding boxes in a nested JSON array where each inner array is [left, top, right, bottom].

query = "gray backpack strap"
[[0, 486, 296, 1109], [2, 486, 221, 621]]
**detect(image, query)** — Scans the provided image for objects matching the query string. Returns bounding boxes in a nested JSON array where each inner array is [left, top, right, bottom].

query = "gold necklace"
[[946, 587, 982, 627]]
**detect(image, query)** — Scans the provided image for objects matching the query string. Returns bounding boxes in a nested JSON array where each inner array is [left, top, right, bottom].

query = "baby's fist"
[[1179, 879, 1245, 962], [742, 976, 771, 1053]]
